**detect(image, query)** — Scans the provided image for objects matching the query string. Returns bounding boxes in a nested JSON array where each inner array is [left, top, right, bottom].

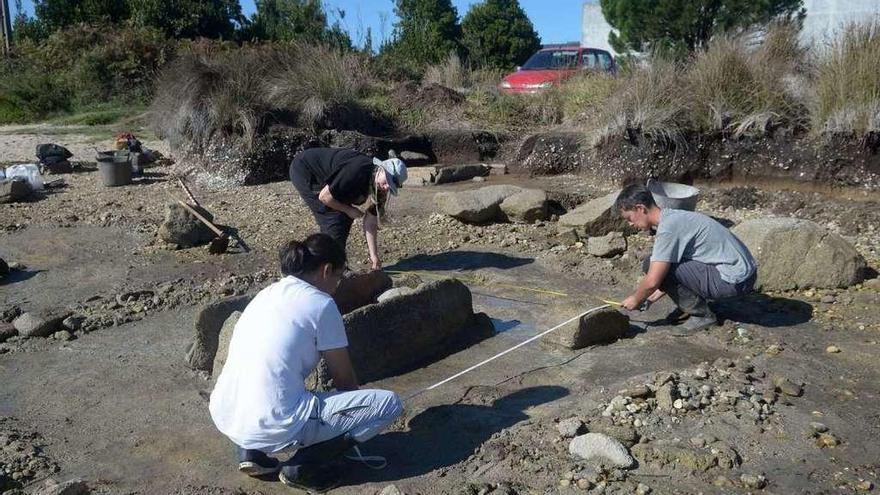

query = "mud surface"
[[1, 126, 879, 494]]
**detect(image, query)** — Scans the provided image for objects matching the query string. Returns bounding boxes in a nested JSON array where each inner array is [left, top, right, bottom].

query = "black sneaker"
[[670, 314, 717, 337], [236, 447, 280, 477], [664, 307, 690, 323], [278, 464, 341, 493]]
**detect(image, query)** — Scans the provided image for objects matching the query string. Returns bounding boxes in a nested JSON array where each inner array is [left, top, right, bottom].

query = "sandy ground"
[[1, 126, 880, 494]]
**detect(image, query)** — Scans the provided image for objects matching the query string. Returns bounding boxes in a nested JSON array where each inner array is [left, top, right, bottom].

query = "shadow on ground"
[[343, 385, 568, 485], [0, 269, 43, 286], [385, 251, 534, 272], [715, 293, 813, 327]]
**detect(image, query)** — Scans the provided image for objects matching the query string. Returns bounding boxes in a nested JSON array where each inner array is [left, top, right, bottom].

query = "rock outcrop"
[[732, 217, 866, 290]]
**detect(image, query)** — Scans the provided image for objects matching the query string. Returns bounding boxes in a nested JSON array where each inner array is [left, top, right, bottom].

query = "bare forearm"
[[363, 214, 380, 264]]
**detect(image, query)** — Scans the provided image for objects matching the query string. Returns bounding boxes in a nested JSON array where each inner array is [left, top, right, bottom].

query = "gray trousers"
[[278, 389, 403, 453], [642, 258, 756, 316]]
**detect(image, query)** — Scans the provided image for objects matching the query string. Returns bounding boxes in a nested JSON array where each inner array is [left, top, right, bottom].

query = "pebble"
[[559, 478, 571, 487], [576, 479, 591, 490], [556, 417, 585, 438], [773, 376, 804, 397], [673, 398, 685, 409], [635, 483, 651, 495], [856, 481, 874, 491], [690, 436, 706, 448], [809, 422, 829, 434], [741, 474, 767, 489], [766, 344, 784, 356], [52, 330, 73, 341], [815, 433, 839, 448], [821, 295, 836, 304], [826, 345, 841, 353]]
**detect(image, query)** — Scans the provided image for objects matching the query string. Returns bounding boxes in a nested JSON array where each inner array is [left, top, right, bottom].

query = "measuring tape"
[[386, 269, 570, 297]]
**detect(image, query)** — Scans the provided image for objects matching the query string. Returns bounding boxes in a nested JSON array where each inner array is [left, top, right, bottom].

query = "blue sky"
[[13, 0, 586, 49]]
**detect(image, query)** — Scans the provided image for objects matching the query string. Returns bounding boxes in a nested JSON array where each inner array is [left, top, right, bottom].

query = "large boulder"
[[0, 178, 32, 204], [185, 294, 252, 372], [333, 271, 393, 315], [732, 217, 866, 290], [433, 164, 490, 184], [211, 311, 242, 380], [500, 188, 549, 223], [435, 185, 522, 223], [541, 307, 630, 350], [338, 279, 494, 384], [12, 310, 69, 338], [158, 202, 216, 247], [558, 191, 635, 237]]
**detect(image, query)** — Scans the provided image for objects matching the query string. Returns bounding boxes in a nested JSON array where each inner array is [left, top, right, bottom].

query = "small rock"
[[856, 481, 874, 492], [820, 295, 836, 304], [13, 310, 69, 338], [587, 232, 627, 258], [557, 417, 586, 438], [559, 478, 571, 488], [656, 383, 676, 410], [673, 398, 685, 410], [52, 330, 73, 341], [577, 478, 591, 490], [627, 384, 651, 399], [773, 376, 803, 397], [826, 345, 841, 354], [569, 433, 634, 468], [62, 315, 85, 331], [815, 433, 839, 448], [740, 474, 767, 489], [714, 476, 734, 487], [809, 422, 828, 434], [635, 483, 651, 495], [379, 485, 404, 495], [689, 436, 706, 448], [765, 344, 783, 356], [31, 478, 89, 495]]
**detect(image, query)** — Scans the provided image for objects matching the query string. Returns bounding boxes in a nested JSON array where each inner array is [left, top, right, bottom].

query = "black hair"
[[614, 183, 656, 211], [279, 233, 346, 277]]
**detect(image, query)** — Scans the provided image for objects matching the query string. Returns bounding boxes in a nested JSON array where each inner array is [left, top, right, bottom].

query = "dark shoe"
[[670, 314, 717, 337], [236, 447, 280, 477], [278, 464, 340, 493], [664, 307, 690, 323]]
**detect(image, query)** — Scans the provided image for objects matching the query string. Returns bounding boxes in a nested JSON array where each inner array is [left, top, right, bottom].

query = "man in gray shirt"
[[615, 184, 757, 335]]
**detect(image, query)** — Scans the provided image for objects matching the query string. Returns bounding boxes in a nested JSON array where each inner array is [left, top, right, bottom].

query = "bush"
[[150, 43, 374, 150], [813, 20, 880, 137], [465, 88, 563, 130], [423, 52, 469, 89], [558, 71, 622, 124], [0, 65, 72, 123], [688, 24, 806, 136], [589, 56, 691, 147]]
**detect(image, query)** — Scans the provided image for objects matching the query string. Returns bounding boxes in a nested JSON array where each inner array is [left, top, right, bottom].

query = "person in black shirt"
[[289, 148, 408, 270]]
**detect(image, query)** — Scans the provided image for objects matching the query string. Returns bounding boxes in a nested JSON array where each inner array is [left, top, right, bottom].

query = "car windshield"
[[521, 50, 579, 70]]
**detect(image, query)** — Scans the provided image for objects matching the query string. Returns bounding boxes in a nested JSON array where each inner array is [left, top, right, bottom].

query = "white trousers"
[[283, 389, 403, 450]]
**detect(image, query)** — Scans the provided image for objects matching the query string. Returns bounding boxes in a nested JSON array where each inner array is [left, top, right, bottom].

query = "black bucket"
[[96, 151, 132, 187]]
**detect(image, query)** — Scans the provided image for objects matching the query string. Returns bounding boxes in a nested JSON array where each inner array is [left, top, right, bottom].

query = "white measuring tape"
[[402, 303, 611, 402]]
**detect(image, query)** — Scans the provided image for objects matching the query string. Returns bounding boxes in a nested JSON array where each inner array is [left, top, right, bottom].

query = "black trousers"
[[289, 158, 353, 250], [642, 257, 756, 316]]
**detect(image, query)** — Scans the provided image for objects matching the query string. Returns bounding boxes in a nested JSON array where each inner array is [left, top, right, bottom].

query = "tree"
[[461, 0, 540, 69], [386, 0, 461, 67], [129, 0, 243, 39], [600, 0, 804, 53], [32, 0, 130, 32], [363, 27, 374, 56], [248, 0, 351, 49]]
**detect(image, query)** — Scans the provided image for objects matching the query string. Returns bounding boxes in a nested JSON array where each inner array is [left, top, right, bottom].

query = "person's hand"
[[370, 256, 382, 271], [621, 295, 641, 311]]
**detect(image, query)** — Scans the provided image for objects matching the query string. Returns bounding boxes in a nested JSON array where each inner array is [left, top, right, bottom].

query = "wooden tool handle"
[[177, 178, 200, 207], [176, 200, 224, 237]]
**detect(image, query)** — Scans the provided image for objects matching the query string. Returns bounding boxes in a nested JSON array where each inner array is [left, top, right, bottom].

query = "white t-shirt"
[[209, 276, 348, 452]]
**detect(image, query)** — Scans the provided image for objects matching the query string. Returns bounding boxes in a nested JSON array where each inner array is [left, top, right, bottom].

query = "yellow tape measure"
[[385, 269, 570, 297]]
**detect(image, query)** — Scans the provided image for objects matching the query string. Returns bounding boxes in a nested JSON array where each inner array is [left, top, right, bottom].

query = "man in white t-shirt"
[[209, 234, 403, 491]]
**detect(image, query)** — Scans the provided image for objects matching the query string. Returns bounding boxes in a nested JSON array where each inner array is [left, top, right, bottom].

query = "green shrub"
[[813, 20, 880, 137], [558, 71, 622, 124], [465, 88, 562, 130], [423, 52, 469, 90], [0, 66, 72, 123]]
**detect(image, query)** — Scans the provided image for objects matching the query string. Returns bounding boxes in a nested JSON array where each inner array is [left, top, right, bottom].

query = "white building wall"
[[800, 0, 880, 48], [581, 2, 617, 54]]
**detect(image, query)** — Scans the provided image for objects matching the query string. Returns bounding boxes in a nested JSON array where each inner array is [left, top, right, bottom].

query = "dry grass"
[[688, 23, 807, 136], [589, 56, 691, 147], [813, 20, 880, 137], [423, 52, 469, 90], [149, 43, 371, 151]]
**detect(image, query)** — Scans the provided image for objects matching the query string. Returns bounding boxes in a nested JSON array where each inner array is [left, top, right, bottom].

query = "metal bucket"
[[647, 179, 700, 211], [96, 150, 132, 187]]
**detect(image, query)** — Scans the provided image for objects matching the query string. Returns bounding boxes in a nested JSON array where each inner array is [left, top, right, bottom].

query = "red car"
[[500, 44, 616, 94]]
